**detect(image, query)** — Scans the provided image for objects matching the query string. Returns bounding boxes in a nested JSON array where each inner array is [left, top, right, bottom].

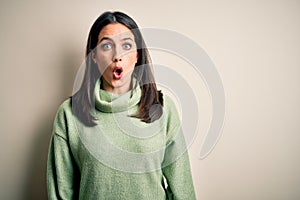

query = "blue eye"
[[101, 43, 112, 50], [123, 43, 132, 50]]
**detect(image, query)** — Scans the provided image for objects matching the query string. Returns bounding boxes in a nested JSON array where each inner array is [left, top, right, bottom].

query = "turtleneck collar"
[[94, 78, 142, 113]]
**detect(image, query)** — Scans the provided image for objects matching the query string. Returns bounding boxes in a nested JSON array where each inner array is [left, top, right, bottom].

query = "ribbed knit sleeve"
[[162, 96, 196, 200], [47, 101, 80, 200]]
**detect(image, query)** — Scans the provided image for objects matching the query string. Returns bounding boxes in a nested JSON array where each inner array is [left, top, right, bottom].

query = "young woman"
[[47, 11, 196, 199]]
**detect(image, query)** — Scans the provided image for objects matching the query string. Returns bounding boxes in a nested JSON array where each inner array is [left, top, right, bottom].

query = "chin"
[[107, 79, 127, 89]]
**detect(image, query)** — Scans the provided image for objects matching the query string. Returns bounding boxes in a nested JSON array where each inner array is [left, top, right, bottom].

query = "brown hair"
[[71, 11, 163, 126]]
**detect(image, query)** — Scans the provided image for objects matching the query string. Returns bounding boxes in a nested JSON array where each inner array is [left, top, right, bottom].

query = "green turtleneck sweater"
[[47, 79, 196, 200]]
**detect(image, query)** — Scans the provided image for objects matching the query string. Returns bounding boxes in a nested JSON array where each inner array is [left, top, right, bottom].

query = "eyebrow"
[[121, 37, 134, 41], [99, 37, 134, 43]]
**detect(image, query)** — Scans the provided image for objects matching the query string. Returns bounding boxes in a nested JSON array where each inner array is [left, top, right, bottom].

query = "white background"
[[0, 0, 299, 199]]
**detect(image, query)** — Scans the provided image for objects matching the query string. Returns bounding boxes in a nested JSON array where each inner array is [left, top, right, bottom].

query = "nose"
[[113, 57, 122, 62], [112, 47, 122, 62]]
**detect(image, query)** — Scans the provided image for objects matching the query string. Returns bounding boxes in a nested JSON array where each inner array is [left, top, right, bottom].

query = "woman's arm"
[[162, 146, 196, 200], [162, 96, 196, 200], [47, 101, 80, 199]]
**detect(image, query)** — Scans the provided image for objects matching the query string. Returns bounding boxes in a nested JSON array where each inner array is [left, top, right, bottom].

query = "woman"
[[47, 11, 196, 199]]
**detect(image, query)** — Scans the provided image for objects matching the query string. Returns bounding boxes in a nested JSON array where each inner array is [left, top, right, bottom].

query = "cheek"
[[124, 52, 138, 69], [97, 54, 113, 72]]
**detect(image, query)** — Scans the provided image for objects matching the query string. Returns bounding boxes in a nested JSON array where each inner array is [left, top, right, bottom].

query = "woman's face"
[[92, 23, 138, 94]]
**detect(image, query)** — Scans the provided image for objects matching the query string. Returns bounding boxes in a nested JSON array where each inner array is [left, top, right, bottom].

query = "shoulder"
[[162, 93, 181, 124], [163, 93, 180, 114], [161, 93, 182, 142], [52, 98, 73, 138], [55, 98, 73, 120]]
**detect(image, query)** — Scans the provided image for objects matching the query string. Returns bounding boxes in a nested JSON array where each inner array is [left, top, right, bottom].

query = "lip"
[[113, 66, 123, 80]]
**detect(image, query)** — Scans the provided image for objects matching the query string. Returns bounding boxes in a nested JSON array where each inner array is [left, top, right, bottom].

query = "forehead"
[[98, 23, 135, 41]]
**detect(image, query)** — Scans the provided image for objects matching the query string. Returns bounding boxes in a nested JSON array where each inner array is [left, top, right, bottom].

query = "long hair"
[[72, 11, 163, 126]]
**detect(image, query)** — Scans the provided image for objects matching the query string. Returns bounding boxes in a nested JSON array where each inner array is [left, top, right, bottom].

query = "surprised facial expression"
[[92, 23, 138, 94]]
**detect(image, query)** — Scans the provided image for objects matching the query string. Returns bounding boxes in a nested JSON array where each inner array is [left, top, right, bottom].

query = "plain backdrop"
[[0, 0, 299, 199]]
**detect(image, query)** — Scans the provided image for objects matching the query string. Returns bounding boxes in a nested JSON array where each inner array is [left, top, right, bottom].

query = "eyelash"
[[100, 42, 132, 51], [123, 43, 132, 50], [101, 43, 112, 50]]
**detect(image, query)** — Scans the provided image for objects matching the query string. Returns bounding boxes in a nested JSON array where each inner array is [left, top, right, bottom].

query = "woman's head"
[[91, 23, 138, 94], [86, 11, 142, 57], [73, 11, 163, 126]]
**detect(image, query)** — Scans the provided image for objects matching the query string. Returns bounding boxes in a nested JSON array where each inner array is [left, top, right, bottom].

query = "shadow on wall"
[[23, 44, 82, 200]]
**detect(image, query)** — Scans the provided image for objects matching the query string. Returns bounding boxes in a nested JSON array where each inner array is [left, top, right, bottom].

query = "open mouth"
[[113, 66, 123, 80]]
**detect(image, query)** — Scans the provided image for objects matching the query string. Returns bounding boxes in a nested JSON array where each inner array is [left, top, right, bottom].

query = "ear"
[[91, 50, 97, 64], [135, 51, 139, 64]]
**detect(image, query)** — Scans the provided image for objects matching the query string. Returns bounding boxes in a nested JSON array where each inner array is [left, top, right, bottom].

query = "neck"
[[100, 78, 132, 94]]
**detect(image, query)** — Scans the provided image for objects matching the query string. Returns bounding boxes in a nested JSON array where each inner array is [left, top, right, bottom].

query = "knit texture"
[[47, 79, 196, 200]]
